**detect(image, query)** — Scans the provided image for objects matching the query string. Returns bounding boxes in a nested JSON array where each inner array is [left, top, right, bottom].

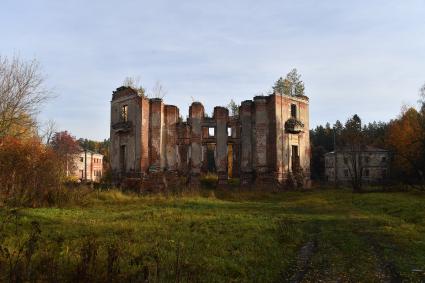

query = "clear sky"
[[1, 0, 424, 140]]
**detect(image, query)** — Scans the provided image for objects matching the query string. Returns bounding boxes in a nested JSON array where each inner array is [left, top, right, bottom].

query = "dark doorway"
[[291, 145, 299, 171], [206, 143, 216, 172], [120, 145, 126, 173]]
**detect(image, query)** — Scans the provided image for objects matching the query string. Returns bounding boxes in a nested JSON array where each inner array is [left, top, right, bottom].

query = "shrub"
[[200, 172, 218, 189], [0, 137, 87, 207]]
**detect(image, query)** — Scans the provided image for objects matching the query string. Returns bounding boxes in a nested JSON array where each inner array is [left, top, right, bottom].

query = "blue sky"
[[1, 0, 424, 140]]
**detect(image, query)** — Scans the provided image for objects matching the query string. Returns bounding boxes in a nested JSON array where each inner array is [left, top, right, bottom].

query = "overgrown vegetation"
[[1, 189, 424, 282], [273, 68, 306, 98]]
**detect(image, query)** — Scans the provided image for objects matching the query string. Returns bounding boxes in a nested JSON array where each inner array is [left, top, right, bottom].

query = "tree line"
[[311, 85, 425, 191]]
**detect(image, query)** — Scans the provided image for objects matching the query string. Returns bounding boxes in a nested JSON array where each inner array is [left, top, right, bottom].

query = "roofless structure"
[[110, 86, 310, 187]]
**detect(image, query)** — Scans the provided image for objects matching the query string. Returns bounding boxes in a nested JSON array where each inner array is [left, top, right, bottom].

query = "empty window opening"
[[121, 105, 128, 122], [227, 127, 232, 137], [344, 169, 349, 177], [208, 127, 215, 137], [206, 143, 216, 172], [291, 104, 297, 118], [228, 143, 233, 178]]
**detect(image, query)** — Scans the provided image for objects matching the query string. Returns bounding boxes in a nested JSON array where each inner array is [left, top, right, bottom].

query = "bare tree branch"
[[39, 119, 57, 144], [123, 76, 146, 97], [150, 81, 167, 99], [0, 55, 50, 137]]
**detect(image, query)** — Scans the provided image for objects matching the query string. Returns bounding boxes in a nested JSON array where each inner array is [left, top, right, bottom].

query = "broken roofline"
[[112, 86, 309, 121]]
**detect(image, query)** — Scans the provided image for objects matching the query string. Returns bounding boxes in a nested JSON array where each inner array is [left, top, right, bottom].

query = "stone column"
[[240, 100, 253, 185], [189, 102, 204, 185], [214, 106, 229, 185], [149, 98, 164, 172], [254, 96, 268, 175], [164, 105, 179, 172]]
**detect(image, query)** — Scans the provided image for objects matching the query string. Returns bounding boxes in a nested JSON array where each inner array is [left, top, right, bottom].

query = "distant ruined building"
[[324, 146, 390, 185], [110, 86, 310, 188]]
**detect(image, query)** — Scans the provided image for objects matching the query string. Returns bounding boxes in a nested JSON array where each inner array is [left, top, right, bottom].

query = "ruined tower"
[[110, 86, 310, 187]]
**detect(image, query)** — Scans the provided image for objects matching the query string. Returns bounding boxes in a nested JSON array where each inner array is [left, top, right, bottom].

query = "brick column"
[[214, 106, 229, 185], [140, 98, 150, 173], [189, 102, 204, 185], [149, 98, 164, 172], [254, 96, 268, 174], [240, 100, 253, 185], [165, 105, 179, 172]]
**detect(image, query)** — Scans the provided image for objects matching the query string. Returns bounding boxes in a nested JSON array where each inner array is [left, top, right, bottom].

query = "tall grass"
[[1, 189, 425, 282]]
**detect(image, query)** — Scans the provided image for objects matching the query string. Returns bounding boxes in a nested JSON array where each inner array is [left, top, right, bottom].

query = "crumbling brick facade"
[[110, 86, 310, 187]]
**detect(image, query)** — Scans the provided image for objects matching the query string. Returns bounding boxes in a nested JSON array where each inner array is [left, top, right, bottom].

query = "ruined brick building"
[[110, 86, 310, 187]]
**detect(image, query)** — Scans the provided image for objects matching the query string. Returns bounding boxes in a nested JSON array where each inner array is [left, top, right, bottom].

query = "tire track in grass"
[[287, 240, 317, 283], [359, 233, 403, 283], [276, 219, 319, 283]]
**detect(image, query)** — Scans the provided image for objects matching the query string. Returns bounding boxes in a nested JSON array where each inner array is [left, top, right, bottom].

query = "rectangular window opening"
[[121, 105, 128, 122], [208, 127, 215, 137], [291, 104, 297, 118], [227, 127, 232, 137]]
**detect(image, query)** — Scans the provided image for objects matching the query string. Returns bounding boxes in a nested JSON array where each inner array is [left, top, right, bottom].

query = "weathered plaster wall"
[[110, 90, 141, 177]]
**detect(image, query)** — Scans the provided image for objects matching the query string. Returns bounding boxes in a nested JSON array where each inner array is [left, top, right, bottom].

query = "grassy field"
[[1, 188, 425, 282]]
